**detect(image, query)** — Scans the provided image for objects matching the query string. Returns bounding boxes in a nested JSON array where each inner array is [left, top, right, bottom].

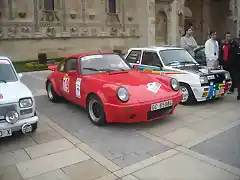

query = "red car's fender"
[[46, 73, 62, 97], [140, 71, 172, 87]]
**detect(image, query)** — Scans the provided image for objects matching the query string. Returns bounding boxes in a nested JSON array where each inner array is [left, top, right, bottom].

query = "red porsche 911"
[[46, 52, 183, 126]]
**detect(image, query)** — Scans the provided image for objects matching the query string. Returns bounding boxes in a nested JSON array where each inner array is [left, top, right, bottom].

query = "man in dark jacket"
[[231, 37, 240, 100], [219, 32, 235, 93]]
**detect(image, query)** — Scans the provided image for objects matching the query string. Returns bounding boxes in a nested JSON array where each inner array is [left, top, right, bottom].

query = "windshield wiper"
[[0, 80, 7, 83], [179, 61, 198, 65], [83, 68, 114, 72]]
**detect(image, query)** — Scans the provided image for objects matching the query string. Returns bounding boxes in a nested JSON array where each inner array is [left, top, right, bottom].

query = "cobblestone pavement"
[[0, 70, 239, 180]]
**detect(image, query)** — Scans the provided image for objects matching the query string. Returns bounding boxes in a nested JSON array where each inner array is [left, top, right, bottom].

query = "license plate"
[[216, 89, 224, 96], [151, 100, 173, 111], [0, 129, 12, 138]]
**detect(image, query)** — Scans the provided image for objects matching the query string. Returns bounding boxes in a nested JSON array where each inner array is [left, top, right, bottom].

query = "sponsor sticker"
[[147, 82, 161, 94], [82, 55, 103, 61], [63, 74, 70, 93], [76, 78, 81, 98]]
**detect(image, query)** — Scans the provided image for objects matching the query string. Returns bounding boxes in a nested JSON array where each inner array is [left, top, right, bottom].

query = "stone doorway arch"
[[155, 10, 168, 45]]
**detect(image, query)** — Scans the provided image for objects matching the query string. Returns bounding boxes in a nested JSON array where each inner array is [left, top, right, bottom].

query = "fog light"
[[5, 111, 19, 124]]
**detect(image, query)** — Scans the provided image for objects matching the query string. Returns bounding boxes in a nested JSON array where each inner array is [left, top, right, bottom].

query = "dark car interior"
[[194, 46, 206, 66]]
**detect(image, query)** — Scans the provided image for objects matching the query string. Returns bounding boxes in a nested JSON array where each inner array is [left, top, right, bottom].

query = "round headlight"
[[171, 78, 180, 91], [5, 111, 19, 124], [117, 87, 129, 102]]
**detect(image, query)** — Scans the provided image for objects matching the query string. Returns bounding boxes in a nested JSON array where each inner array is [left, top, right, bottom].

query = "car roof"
[[0, 56, 11, 61], [65, 52, 116, 59], [128, 46, 184, 51]]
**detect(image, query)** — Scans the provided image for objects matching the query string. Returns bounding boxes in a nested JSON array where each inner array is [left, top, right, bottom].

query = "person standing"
[[205, 30, 219, 69], [231, 37, 240, 100], [218, 32, 235, 93], [180, 27, 198, 56]]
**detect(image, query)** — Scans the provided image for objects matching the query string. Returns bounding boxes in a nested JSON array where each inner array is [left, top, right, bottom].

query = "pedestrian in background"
[[218, 32, 235, 94], [231, 37, 240, 100], [180, 27, 198, 56], [205, 30, 219, 69]]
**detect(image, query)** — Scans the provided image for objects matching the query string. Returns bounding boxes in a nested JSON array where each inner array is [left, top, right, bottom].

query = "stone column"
[[137, 0, 155, 46], [8, 0, 13, 20], [33, 0, 41, 37], [61, 0, 69, 37], [169, 0, 178, 45]]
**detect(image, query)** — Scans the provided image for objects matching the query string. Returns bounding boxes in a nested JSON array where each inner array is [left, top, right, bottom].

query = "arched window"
[[44, 0, 54, 10], [109, 0, 116, 13]]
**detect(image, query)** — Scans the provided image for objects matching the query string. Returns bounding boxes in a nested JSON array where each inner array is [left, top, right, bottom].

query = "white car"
[[0, 56, 38, 138], [124, 47, 232, 104]]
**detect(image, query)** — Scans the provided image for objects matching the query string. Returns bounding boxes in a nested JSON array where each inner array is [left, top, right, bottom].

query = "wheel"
[[87, 95, 107, 126], [47, 81, 61, 103], [31, 122, 38, 132], [180, 84, 196, 105]]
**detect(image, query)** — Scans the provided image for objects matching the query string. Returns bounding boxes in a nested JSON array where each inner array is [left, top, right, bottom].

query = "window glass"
[[159, 49, 198, 66], [81, 54, 131, 75], [57, 61, 65, 72], [141, 52, 162, 67], [109, 0, 116, 13], [0, 60, 18, 82], [125, 50, 142, 64], [64, 59, 78, 72]]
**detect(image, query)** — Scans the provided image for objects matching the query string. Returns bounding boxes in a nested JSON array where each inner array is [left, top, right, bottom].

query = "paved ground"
[[0, 70, 240, 180]]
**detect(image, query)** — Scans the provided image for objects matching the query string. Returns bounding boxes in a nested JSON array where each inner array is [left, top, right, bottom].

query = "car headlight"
[[171, 78, 180, 91], [5, 111, 19, 124], [117, 87, 129, 102], [200, 76, 208, 84], [19, 98, 33, 108], [225, 72, 231, 80]]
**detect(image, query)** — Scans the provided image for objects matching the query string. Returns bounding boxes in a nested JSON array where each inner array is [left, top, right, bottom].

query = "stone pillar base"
[[61, 32, 70, 37], [33, 32, 42, 38]]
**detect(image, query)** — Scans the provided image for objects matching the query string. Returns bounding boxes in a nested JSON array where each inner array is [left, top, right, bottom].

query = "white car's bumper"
[[191, 81, 232, 102], [0, 116, 38, 135]]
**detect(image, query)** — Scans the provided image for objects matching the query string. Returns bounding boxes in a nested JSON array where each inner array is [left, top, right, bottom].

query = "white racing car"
[[0, 56, 38, 138], [124, 46, 232, 104]]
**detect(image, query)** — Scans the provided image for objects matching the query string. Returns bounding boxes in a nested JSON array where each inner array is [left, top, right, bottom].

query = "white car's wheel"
[[180, 84, 196, 105]]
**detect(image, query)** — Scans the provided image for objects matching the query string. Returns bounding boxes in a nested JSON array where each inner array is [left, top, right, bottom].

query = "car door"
[[140, 51, 163, 72], [60, 58, 79, 102], [53, 60, 66, 94], [125, 50, 142, 68]]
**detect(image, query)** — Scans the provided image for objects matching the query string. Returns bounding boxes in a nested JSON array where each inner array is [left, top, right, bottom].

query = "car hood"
[[90, 70, 178, 103], [170, 65, 227, 75], [0, 81, 33, 105]]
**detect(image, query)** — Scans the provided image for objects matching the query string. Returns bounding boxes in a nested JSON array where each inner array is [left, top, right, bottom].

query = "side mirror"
[[48, 65, 57, 71], [18, 73, 23, 79]]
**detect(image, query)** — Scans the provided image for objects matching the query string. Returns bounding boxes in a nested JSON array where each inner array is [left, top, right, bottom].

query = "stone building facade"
[[0, 0, 239, 61]]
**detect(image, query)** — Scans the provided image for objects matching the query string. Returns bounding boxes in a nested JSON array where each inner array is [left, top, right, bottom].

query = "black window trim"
[[141, 50, 163, 67], [126, 50, 142, 64]]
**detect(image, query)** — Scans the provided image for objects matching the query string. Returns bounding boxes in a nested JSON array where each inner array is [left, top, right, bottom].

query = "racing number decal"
[[63, 74, 70, 93], [76, 78, 81, 98]]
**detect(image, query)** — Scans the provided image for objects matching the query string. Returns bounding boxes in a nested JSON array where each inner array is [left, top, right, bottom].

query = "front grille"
[[0, 104, 17, 117], [202, 73, 226, 86], [147, 107, 172, 120]]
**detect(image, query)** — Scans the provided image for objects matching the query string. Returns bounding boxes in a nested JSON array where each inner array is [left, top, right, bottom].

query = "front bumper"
[[104, 92, 183, 123], [0, 116, 38, 132], [191, 81, 232, 102]]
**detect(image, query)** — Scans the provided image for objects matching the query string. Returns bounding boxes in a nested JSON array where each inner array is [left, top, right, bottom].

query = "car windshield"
[[159, 49, 198, 66], [81, 54, 132, 75], [0, 59, 18, 83]]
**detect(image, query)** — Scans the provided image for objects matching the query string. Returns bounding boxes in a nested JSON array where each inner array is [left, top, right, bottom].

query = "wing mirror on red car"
[[48, 65, 57, 71]]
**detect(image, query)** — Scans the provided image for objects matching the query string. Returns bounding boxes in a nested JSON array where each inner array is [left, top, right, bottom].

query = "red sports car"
[[46, 52, 183, 126]]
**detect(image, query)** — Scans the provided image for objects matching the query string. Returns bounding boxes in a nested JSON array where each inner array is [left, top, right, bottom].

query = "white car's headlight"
[[5, 111, 19, 124], [171, 78, 180, 91], [200, 76, 208, 84], [19, 98, 33, 108], [117, 87, 129, 102], [225, 72, 231, 80]]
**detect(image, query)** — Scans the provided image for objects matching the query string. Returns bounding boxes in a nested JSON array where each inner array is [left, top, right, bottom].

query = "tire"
[[87, 95, 107, 126], [46, 81, 61, 103], [31, 122, 38, 132], [180, 84, 197, 105]]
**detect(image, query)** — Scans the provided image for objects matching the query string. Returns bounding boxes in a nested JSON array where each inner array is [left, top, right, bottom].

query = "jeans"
[[223, 62, 235, 92]]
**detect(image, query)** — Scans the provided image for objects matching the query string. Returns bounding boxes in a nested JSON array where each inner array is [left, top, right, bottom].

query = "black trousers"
[[236, 71, 240, 97], [223, 62, 235, 92]]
